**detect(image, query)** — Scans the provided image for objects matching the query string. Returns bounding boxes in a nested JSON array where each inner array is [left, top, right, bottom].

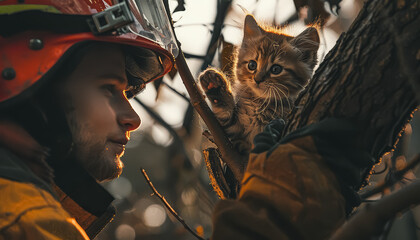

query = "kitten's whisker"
[[273, 88, 278, 115], [265, 89, 273, 113], [255, 90, 267, 101], [255, 88, 269, 102], [277, 87, 291, 110], [250, 84, 268, 102], [278, 83, 290, 97], [259, 89, 271, 113], [256, 88, 269, 113], [278, 90, 284, 117], [261, 90, 270, 113], [293, 82, 306, 89], [270, 86, 277, 114], [272, 87, 284, 117]]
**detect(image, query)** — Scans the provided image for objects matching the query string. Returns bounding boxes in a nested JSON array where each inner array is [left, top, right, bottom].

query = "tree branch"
[[330, 180, 420, 240], [162, 2, 246, 181], [154, 0, 241, 195], [175, 52, 246, 181]]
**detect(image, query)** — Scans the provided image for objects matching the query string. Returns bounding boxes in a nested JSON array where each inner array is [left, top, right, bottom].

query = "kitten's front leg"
[[199, 68, 235, 126]]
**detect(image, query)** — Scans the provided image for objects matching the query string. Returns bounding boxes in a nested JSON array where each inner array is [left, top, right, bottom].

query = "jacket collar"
[[0, 119, 54, 183]]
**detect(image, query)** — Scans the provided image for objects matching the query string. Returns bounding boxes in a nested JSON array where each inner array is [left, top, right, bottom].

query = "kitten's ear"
[[292, 27, 320, 50], [291, 27, 320, 69], [244, 15, 262, 37]]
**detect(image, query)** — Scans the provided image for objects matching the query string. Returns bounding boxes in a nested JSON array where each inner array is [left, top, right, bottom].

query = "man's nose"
[[117, 101, 141, 131]]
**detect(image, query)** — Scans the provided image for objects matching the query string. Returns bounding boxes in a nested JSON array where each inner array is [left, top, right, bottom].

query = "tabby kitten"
[[199, 15, 320, 154]]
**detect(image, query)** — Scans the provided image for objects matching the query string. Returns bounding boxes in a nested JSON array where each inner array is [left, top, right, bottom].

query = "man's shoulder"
[[0, 178, 89, 240], [0, 147, 67, 231]]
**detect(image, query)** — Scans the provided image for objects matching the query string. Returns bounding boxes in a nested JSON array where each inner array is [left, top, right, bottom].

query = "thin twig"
[[134, 98, 179, 141], [140, 168, 205, 240], [200, 0, 232, 71], [162, 81, 191, 102], [361, 154, 420, 199]]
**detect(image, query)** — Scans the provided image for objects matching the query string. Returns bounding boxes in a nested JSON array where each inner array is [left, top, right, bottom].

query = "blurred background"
[[95, 0, 420, 239]]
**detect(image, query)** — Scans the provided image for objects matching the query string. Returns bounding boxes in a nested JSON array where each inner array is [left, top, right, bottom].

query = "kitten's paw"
[[199, 69, 233, 106], [199, 69, 228, 92]]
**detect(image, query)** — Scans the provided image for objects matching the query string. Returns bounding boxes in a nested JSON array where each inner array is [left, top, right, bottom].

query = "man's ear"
[[291, 27, 320, 69], [244, 15, 262, 38]]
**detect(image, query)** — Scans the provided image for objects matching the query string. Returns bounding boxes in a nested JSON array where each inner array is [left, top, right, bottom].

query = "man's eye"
[[101, 84, 116, 95]]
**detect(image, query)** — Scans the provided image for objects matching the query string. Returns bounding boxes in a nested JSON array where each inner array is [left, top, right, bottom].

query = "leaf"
[[173, 0, 185, 13], [203, 148, 230, 199], [168, 66, 178, 80], [293, 0, 331, 26]]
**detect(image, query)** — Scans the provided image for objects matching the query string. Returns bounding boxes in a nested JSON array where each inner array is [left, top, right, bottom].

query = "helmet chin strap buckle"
[[88, 1, 133, 34]]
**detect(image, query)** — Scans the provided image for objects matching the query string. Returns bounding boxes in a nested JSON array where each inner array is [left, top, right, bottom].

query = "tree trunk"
[[284, 0, 419, 185]]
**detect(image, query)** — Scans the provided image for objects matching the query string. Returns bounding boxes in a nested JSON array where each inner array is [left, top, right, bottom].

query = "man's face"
[[60, 44, 141, 182]]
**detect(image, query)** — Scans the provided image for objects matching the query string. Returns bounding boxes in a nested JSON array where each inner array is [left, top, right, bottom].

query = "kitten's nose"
[[254, 72, 265, 84]]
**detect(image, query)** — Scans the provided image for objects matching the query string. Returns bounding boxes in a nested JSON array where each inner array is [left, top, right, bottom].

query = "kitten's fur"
[[200, 15, 320, 154]]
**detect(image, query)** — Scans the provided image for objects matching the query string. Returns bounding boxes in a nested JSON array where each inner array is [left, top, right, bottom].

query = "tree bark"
[[284, 0, 419, 185]]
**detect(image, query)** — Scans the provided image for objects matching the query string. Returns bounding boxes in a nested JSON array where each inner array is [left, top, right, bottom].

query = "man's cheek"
[[90, 100, 117, 128], [70, 88, 101, 116]]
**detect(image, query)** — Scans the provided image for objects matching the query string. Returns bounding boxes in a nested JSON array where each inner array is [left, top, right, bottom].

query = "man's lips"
[[109, 138, 128, 154], [110, 138, 128, 145]]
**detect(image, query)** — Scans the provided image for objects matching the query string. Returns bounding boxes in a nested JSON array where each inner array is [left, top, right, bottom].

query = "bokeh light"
[[115, 224, 136, 240], [143, 204, 167, 227], [107, 177, 132, 199], [181, 188, 198, 206]]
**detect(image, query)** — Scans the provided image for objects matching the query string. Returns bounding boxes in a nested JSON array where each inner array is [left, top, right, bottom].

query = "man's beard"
[[67, 113, 123, 182]]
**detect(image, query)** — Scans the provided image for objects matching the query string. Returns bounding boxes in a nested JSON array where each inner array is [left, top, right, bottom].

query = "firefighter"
[[0, 0, 176, 238]]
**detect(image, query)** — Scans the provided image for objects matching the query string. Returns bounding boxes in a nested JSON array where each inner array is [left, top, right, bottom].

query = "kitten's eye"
[[248, 60, 257, 71], [270, 64, 283, 75]]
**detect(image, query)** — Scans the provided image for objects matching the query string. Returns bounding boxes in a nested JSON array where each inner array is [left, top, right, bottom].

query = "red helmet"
[[0, 0, 177, 106]]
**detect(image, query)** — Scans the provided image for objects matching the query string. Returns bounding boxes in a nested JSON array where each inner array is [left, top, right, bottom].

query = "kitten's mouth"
[[252, 85, 270, 98], [254, 82, 268, 91], [253, 82, 265, 89]]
